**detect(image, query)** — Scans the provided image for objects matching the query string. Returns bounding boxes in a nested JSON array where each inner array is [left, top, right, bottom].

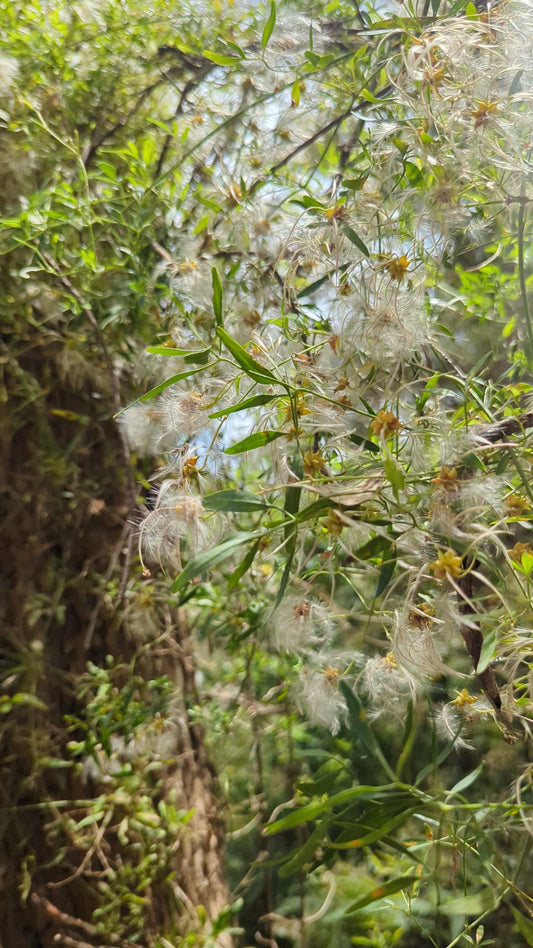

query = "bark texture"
[[0, 333, 232, 947]]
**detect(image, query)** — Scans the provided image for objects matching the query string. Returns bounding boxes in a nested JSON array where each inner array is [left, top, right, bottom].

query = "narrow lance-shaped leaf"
[[276, 531, 296, 605], [209, 392, 277, 419], [202, 489, 270, 512], [345, 874, 420, 914], [374, 543, 397, 598], [263, 800, 329, 834], [172, 533, 258, 593], [445, 762, 484, 799], [438, 887, 498, 916], [510, 906, 533, 947], [278, 822, 328, 878], [146, 345, 212, 365], [265, 784, 407, 835], [146, 345, 210, 358], [262, 1, 277, 50], [212, 266, 223, 326], [139, 366, 208, 402], [329, 807, 418, 850], [203, 50, 242, 66], [476, 627, 498, 674], [339, 681, 397, 782], [216, 326, 279, 385], [228, 539, 261, 590], [225, 430, 288, 455], [341, 223, 370, 257]]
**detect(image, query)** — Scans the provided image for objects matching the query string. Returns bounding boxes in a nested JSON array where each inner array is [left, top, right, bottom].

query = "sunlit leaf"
[[209, 393, 277, 419], [262, 1, 277, 50], [216, 327, 279, 385], [224, 430, 288, 454]]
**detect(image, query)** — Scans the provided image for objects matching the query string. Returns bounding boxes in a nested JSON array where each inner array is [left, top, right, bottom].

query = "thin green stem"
[[517, 198, 533, 365]]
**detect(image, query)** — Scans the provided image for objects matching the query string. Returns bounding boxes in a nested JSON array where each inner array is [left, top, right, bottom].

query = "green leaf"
[[224, 40, 247, 60], [0, 693, 47, 712], [216, 326, 279, 385], [278, 822, 328, 877], [202, 489, 269, 512], [273, 479, 301, 600], [262, 1, 277, 50], [476, 628, 498, 673], [339, 681, 397, 781], [172, 533, 257, 593], [341, 224, 370, 257], [212, 267, 223, 326], [227, 539, 261, 589], [383, 457, 405, 492], [276, 529, 296, 605], [203, 50, 241, 66], [348, 432, 379, 453], [290, 194, 327, 211], [146, 345, 211, 362], [264, 800, 327, 833], [415, 732, 463, 785], [225, 430, 288, 455], [139, 367, 207, 402], [438, 887, 498, 916], [346, 875, 420, 914], [265, 784, 401, 835], [446, 762, 484, 798], [291, 78, 301, 107], [183, 348, 212, 364], [305, 49, 320, 67], [303, 51, 335, 69], [284, 482, 301, 524], [403, 160, 424, 187], [510, 906, 533, 946], [374, 545, 396, 597], [356, 535, 392, 560], [509, 69, 524, 95], [209, 393, 277, 419], [296, 264, 348, 298], [331, 809, 417, 849], [342, 172, 370, 192]]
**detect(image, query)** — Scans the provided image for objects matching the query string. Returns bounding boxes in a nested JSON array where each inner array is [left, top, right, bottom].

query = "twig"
[[455, 568, 502, 711], [31, 893, 103, 940], [53, 936, 101, 948], [48, 799, 113, 888], [153, 70, 214, 180], [474, 411, 533, 444], [82, 70, 181, 169]]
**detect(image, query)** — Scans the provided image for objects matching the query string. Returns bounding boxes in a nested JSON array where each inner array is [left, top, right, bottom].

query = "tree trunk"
[[0, 335, 233, 947]]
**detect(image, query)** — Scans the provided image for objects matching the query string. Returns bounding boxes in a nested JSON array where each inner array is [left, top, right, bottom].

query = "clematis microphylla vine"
[[430, 550, 464, 580], [138, 483, 213, 576], [268, 595, 336, 655], [131, 0, 533, 742]]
